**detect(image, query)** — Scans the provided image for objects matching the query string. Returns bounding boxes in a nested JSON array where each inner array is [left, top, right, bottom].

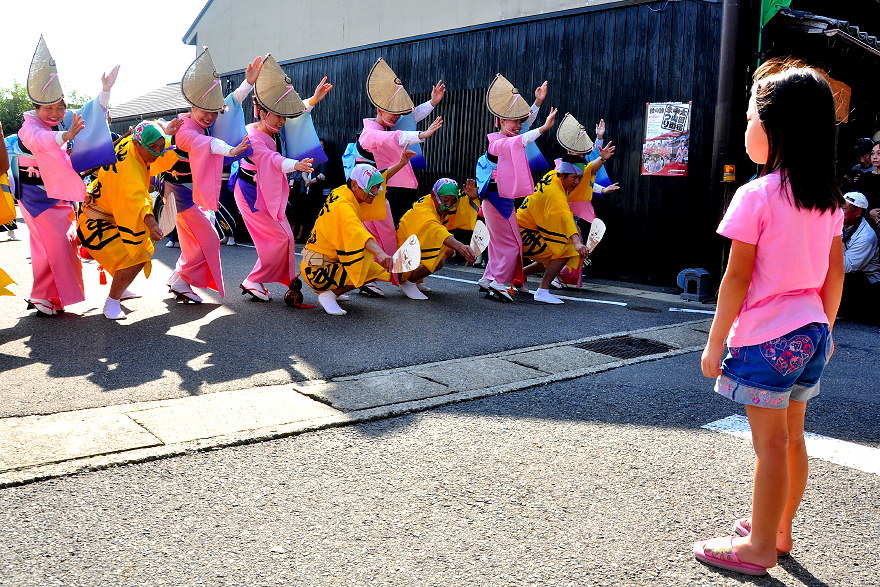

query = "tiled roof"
[[109, 83, 191, 121], [776, 8, 880, 57]]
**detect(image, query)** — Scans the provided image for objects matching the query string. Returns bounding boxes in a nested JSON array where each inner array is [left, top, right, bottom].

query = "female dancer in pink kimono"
[[163, 49, 259, 303], [233, 55, 331, 305], [15, 37, 119, 315], [477, 78, 556, 302], [353, 59, 444, 296]]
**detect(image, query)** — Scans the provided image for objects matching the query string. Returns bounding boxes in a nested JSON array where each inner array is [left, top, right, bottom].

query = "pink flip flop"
[[693, 536, 769, 576], [734, 518, 791, 558]]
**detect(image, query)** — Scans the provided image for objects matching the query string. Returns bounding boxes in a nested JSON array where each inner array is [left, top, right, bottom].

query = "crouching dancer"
[[395, 178, 478, 299], [77, 120, 180, 319], [517, 156, 593, 304], [300, 164, 394, 315]]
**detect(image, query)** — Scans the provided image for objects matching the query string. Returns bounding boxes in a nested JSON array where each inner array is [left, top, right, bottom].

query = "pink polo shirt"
[[718, 171, 844, 347]]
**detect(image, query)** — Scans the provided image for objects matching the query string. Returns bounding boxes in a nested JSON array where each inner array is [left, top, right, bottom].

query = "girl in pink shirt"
[[694, 60, 845, 576]]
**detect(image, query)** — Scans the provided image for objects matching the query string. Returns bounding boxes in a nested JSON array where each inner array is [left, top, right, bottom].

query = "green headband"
[[132, 121, 165, 157]]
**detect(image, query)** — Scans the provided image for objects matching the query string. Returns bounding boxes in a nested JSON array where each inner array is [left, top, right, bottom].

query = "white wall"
[[185, 0, 623, 73]]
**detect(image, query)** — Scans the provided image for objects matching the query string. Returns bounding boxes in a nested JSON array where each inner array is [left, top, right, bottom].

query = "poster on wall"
[[641, 101, 691, 177]]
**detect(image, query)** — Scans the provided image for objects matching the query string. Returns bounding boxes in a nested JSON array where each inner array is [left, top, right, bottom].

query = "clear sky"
[[1, 0, 207, 105]]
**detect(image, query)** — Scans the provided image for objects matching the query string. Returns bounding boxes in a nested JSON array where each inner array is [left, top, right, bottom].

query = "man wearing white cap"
[[840, 191, 880, 317]]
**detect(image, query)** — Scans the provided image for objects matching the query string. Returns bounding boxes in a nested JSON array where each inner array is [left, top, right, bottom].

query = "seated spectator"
[[841, 192, 880, 319]]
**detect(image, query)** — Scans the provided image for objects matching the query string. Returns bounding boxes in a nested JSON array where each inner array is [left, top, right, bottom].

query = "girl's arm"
[[701, 239, 756, 377], [820, 235, 844, 333]]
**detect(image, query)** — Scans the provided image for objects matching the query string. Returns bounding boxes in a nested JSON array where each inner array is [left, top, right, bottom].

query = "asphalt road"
[[0, 353, 877, 587], [1, 236, 702, 417]]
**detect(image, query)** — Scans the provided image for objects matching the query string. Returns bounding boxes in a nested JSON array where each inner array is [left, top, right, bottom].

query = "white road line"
[[703, 415, 880, 476], [670, 307, 715, 315], [427, 275, 628, 306]]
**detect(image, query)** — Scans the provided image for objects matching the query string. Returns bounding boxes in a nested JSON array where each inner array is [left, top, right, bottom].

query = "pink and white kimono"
[[165, 116, 230, 296], [480, 119, 542, 287], [233, 124, 300, 286], [358, 102, 434, 255], [17, 113, 86, 308]]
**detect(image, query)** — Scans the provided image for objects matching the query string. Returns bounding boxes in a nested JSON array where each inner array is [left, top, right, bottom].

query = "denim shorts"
[[715, 322, 832, 409]]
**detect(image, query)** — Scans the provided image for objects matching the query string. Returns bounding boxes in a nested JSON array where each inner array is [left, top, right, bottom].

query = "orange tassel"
[[98, 266, 107, 285]]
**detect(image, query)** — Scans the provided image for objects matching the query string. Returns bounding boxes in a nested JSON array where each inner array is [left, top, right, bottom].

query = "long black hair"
[[752, 58, 844, 212]]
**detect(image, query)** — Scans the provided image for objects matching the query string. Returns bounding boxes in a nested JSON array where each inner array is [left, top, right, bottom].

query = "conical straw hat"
[[556, 113, 594, 154], [366, 58, 414, 114], [27, 36, 64, 105], [181, 47, 224, 112], [254, 54, 306, 117], [486, 74, 530, 120]]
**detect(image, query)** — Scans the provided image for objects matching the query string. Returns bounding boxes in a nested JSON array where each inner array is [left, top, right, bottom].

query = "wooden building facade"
[[198, 0, 878, 286], [218, 0, 726, 285]]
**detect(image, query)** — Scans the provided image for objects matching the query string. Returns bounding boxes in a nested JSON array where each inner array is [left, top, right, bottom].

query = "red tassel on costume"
[[98, 266, 107, 285]]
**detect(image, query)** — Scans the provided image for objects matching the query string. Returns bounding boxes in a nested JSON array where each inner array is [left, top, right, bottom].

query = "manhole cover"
[[575, 336, 674, 359]]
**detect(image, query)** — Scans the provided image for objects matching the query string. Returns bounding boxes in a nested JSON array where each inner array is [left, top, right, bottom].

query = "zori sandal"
[[693, 536, 769, 576], [734, 518, 791, 558]]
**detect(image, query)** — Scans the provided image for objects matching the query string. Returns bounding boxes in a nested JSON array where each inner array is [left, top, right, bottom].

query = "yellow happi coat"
[[77, 136, 176, 277], [0, 173, 15, 296], [0, 268, 14, 297], [516, 171, 581, 271], [357, 171, 392, 222], [396, 194, 478, 273], [301, 185, 390, 292]]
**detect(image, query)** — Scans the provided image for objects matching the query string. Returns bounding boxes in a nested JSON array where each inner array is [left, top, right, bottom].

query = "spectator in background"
[[850, 142, 880, 230], [840, 191, 880, 318], [0, 121, 19, 241], [850, 138, 876, 175]]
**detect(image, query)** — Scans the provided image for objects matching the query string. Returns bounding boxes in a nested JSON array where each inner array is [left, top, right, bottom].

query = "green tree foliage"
[[0, 83, 92, 135], [0, 82, 31, 135]]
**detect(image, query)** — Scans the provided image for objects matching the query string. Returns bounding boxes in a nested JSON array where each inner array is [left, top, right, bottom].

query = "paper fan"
[[366, 58, 414, 114], [27, 36, 64, 105], [556, 113, 594, 154], [392, 234, 421, 273], [469, 220, 490, 256], [486, 74, 530, 120], [181, 47, 224, 112], [585, 218, 606, 253], [158, 192, 178, 237], [255, 54, 306, 117]]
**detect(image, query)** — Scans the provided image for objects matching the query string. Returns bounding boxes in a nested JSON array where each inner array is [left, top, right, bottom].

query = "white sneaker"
[[534, 288, 564, 304], [399, 280, 429, 300], [416, 282, 432, 293], [226, 237, 237, 246], [240, 279, 270, 301], [318, 291, 347, 315], [165, 241, 180, 248], [6, 230, 19, 241], [103, 297, 127, 319], [336, 294, 350, 302]]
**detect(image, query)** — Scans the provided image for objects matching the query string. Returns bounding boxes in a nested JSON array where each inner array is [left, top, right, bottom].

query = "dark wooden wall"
[[223, 0, 725, 285]]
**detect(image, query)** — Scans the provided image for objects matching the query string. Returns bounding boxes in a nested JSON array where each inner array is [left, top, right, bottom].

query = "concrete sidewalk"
[[0, 319, 710, 488]]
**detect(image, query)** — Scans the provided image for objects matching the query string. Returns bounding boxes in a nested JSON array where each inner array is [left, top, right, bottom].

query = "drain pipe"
[[709, 0, 760, 278]]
